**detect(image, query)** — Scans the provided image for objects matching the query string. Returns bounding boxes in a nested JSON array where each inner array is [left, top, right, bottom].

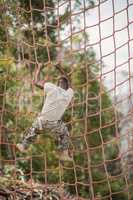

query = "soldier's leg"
[[20, 117, 43, 149], [53, 120, 70, 151], [53, 121, 73, 161]]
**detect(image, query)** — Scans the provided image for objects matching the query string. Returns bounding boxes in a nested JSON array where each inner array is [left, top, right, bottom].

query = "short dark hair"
[[58, 76, 70, 90]]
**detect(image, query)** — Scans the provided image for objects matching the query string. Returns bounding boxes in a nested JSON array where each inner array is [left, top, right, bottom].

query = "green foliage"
[[110, 177, 126, 193], [0, 0, 127, 199], [94, 181, 110, 197]]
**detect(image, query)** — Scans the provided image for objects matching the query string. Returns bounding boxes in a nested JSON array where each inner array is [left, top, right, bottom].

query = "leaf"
[[0, 57, 14, 66]]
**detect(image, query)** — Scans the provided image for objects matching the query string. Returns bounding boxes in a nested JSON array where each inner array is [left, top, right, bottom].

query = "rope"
[[0, 0, 133, 199]]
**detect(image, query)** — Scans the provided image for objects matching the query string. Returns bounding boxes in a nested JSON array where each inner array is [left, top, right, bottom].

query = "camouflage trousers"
[[21, 117, 70, 151]]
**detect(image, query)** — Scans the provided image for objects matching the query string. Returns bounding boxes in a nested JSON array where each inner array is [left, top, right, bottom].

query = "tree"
[[0, 0, 129, 199]]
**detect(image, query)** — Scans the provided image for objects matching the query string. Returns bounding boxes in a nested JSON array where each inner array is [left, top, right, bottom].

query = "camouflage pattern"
[[21, 118, 70, 151]]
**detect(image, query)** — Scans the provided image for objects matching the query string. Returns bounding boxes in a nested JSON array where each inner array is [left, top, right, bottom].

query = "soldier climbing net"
[[0, 0, 133, 199]]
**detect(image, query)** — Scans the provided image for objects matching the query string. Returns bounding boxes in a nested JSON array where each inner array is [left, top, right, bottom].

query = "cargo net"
[[0, 0, 133, 199]]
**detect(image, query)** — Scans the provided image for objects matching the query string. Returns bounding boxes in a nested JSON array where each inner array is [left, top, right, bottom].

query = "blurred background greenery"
[[0, 0, 132, 199]]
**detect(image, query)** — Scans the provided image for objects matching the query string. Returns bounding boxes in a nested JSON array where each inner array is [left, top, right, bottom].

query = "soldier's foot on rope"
[[15, 143, 27, 153], [59, 150, 73, 161]]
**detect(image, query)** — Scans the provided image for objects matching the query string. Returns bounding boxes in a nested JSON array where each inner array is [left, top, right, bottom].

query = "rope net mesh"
[[0, 0, 133, 199]]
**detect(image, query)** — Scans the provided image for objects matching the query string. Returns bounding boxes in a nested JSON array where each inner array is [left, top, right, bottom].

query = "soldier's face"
[[58, 79, 67, 90]]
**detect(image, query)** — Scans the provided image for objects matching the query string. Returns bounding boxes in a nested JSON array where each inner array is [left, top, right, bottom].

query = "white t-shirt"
[[40, 82, 74, 121]]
